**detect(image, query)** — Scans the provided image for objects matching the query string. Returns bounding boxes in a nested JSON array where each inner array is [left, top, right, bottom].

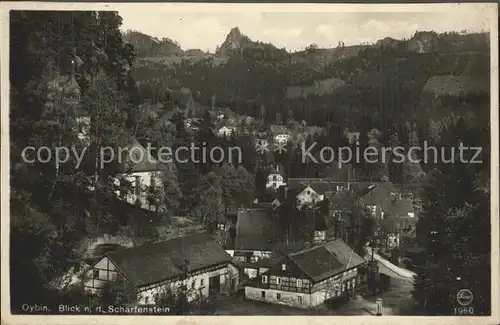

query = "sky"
[[118, 4, 492, 52]]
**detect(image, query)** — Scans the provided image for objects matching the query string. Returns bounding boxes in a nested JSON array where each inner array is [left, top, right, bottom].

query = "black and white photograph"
[[1, 2, 499, 323]]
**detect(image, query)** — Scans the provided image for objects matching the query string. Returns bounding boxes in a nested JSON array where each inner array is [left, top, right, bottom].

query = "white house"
[[218, 126, 237, 137], [296, 186, 324, 209], [266, 166, 286, 190], [274, 133, 290, 144], [114, 138, 165, 212], [244, 239, 366, 309], [84, 233, 240, 304]]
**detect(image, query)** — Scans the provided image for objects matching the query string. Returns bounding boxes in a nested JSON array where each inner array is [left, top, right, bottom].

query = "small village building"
[[381, 199, 416, 248], [114, 137, 165, 212], [218, 126, 237, 137], [84, 233, 239, 304], [244, 239, 366, 308], [274, 133, 290, 144], [224, 208, 281, 271], [266, 166, 286, 190]]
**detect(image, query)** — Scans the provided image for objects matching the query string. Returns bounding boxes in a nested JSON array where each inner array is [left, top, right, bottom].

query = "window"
[[273, 175, 277, 181], [276, 277, 282, 285], [281, 264, 286, 271], [93, 269, 99, 279], [200, 279, 204, 287], [306, 190, 310, 195], [262, 275, 268, 284], [277, 293, 281, 301], [298, 296, 302, 304], [145, 296, 149, 304], [191, 281, 195, 289], [261, 291, 266, 298], [296, 279, 303, 287]]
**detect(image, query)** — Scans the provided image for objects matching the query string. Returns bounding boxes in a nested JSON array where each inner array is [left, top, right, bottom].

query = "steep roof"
[[360, 184, 392, 206], [232, 208, 282, 251], [106, 233, 230, 287], [288, 239, 365, 283], [118, 137, 160, 173], [382, 199, 415, 216]]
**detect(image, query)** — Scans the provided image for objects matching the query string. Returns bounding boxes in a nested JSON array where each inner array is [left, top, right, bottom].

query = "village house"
[[274, 133, 291, 144], [224, 208, 281, 278], [244, 239, 366, 308], [84, 233, 239, 304], [218, 125, 237, 137], [266, 166, 286, 190], [359, 182, 402, 218], [359, 183, 415, 248], [381, 199, 416, 248], [113, 137, 165, 212], [286, 180, 345, 209]]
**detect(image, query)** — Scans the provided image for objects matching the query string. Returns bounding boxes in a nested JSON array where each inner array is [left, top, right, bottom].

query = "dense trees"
[[10, 10, 139, 312], [412, 113, 490, 315]]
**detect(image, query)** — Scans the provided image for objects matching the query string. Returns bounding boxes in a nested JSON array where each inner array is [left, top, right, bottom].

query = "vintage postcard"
[[1, 2, 499, 325]]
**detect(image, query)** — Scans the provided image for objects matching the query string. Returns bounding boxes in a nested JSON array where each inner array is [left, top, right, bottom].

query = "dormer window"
[[281, 264, 286, 271]]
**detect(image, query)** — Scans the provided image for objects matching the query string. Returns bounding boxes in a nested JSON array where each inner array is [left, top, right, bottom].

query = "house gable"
[[84, 256, 121, 292]]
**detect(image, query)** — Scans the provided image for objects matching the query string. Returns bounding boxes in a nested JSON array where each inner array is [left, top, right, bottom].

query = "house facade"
[[84, 233, 239, 304], [274, 133, 290, 144], [266, 166, 286, 190], [224, 208, 280, 278], [114, 138, 165, 212], [296, 186, 324, 208], [244, 239, 366, 308], [218, 126, 236, 137]]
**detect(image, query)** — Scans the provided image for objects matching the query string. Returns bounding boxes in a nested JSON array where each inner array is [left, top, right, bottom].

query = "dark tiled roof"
[[233, 208, 281, 251], [308, 182, 336, 195], [323, 239, 366, 267], [291, 209, 329, 232], [106, 233, 230, 287], [382, 199, 414, 216], [288, 239, 365, 283], [290, 246, 344, 282], [360, 185, 392, 206]]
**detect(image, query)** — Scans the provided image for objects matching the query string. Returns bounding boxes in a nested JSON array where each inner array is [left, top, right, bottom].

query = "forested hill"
[[131, 28, 490, 129], [10, 11, 142, 310]]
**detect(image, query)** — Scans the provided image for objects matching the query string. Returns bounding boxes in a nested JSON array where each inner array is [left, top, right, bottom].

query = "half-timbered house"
[[244, 239, 366, 308], [84, 233, 239, 304]]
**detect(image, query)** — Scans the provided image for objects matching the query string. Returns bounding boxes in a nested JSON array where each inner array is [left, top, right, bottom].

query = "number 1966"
[[454, 307, 474, 315]]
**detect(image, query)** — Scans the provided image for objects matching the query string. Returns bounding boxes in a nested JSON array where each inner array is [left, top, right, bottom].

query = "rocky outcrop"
[[216, 27, 252, 56], [122, 30, 184, 57]]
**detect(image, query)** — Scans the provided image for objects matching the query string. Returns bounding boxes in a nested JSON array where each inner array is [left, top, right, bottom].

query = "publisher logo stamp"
[[456, 289, 473, 306]]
